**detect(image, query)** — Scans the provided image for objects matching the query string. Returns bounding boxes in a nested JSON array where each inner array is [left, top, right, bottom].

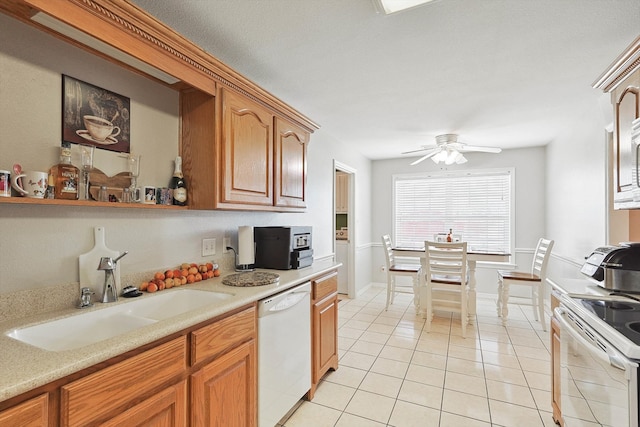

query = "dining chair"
[[424, 240, 469, 338], [381, 235, 422, 311], [496, 238, 554, 331]]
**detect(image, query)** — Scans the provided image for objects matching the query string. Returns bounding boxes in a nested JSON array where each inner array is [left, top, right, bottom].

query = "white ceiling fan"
[[403, 134, 502, 166]]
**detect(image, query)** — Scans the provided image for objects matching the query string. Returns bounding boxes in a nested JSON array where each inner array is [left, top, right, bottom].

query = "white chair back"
[[531, 238, 554, 280], [425, 241, 468, 284], [382, 234, 394, 270]]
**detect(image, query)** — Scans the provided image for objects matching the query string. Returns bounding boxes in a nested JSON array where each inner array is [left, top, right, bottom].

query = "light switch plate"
[[202, 238, 216, 257]]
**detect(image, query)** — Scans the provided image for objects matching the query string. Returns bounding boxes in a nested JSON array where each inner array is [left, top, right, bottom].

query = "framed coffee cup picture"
[[62, 75, 130, 153]]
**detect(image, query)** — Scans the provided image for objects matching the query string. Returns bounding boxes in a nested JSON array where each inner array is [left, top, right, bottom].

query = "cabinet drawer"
[[61, 336, 187, 426], [313, 271, 338, 301], [0, 393, 48, 427], [191, 306, 256, 365]]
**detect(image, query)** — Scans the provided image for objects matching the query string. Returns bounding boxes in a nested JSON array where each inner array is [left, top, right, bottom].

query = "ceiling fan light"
[[444, 149, 460, 165], [455, 153, 468, 164], [432, 149, 448, 163]]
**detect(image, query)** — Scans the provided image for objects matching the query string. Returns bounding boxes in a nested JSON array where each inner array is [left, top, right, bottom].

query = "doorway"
[[334, 160, 356, 298]]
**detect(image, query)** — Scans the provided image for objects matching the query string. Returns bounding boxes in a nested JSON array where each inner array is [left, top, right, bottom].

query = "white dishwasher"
[[258, 281, 311, 427]]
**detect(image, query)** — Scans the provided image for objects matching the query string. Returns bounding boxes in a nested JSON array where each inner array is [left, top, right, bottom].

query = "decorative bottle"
[[49, 142, 79, 200], [169, 156, 187, 206], [446, 228, 453, 242]]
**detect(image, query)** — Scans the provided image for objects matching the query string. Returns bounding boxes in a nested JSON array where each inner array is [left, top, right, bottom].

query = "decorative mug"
[[11, 171, 48, 198], [83, 115, 121, 142]]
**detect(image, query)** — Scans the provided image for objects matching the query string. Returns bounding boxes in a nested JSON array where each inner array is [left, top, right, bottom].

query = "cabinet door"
[[221, 89, 274, 206], [551, 316, 562, 425], [191, 339, 257, 427], [613, 86, 640, 196], [335, 172, 348, 213], [100, 380, 187, 427], [274, 117, 309, 208], [61, 337, 187, 426], [0, 394, 48, 427], [310, 271, 339, 399]]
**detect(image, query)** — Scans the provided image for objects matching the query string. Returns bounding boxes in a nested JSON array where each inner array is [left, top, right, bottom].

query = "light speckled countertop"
[[546, 276, 608, 296], [0, 259, 340, 402]]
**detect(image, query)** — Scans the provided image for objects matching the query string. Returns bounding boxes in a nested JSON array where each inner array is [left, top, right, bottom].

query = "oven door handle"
[[554, 307, 630, 372]]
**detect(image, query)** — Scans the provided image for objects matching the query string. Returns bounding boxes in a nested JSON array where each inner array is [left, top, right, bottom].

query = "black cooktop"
[[579, 298, 640, 346]]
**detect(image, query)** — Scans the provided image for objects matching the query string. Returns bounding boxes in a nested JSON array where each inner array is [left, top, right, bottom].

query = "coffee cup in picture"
[[83, 115, 121, 142], [0, 170, 10, 197], [11, 171, 48, 198]]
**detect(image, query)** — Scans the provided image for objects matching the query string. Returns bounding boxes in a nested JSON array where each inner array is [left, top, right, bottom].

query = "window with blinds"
[[393, 169, 513, 252]]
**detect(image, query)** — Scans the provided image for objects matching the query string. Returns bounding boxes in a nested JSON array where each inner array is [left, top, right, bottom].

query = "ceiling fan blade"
[[459, 145, 502, 153], [401, 145, 437, 155], [410, 149, 439, 165]]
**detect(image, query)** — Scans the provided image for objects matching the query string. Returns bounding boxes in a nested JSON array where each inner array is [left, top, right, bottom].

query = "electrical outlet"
[[202, 238, 216, 257], [223, 237, 231, 253]]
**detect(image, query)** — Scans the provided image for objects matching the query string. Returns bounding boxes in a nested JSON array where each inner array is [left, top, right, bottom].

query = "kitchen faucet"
[[97, 251, 128, 303]]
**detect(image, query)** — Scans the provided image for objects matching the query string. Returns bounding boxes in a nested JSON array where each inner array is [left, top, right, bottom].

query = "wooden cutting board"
[[79, 227, 121, 298]]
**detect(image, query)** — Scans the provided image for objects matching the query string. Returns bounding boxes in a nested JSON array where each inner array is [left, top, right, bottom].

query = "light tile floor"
[[281, 286, 557, 427]]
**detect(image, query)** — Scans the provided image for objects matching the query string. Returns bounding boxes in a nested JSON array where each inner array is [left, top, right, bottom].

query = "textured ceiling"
[[131, 0, 640, 160]]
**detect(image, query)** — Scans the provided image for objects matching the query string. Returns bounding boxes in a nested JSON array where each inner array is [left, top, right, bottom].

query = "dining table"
[[393, 247, 511, 323]]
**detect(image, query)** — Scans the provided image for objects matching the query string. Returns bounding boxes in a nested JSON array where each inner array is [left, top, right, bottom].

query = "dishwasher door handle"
[[259, 282, 311, 316], [268, 290, 310, 312]]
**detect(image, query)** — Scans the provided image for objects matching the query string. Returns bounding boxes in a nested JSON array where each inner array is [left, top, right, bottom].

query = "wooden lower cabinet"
[[309, 270, 339, 399], [61, 337, 188, 426], [551, 292, 562, 426], [551, 315, 562, 426], [1, 304, 257, 427], [100, 380, 187, 427], [0, 394, 48, 427], [191, 339, 256, 427]]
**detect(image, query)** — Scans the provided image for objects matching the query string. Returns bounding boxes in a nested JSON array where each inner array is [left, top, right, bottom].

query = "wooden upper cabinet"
[[220, 89, 274, 207], [594, 36, 640, 209], [0, 0, 319, 212], [275, 117, 309, 208], [614, 87, 640, 194]]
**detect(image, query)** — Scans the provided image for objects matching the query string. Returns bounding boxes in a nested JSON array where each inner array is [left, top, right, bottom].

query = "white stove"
[[561, 292, 640, 360], [557, 291, 640, 426]]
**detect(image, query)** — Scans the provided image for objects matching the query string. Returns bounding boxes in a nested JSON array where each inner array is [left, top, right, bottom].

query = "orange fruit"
[[195, 273, 202, 282], [154, 271, 165, 281], [164, 270, 174, 279], [157, 280, 166, 291], [173, 269, 182, 278], [213, 269, 221, 277], [187, 274, 196, 284], [147, 283, 158, 293], [188, 266, 198, 275], [139, 281, 149, 291], [206, 262, 213, 271]]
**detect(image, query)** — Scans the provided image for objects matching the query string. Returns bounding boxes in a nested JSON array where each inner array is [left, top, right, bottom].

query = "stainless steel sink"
[[5, 289, 234, 351]]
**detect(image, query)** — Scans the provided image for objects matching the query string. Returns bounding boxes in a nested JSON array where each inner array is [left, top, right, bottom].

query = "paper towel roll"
[[238, 226, 255, 265]]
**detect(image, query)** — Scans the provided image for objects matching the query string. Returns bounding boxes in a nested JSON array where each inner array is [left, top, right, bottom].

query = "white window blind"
[[393, 169, 512, 252]]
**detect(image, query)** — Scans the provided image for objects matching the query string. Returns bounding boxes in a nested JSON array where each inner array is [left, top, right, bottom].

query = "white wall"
[[0, 14, 373, 295], [545, 89, 609, 279], [371, 147, 546, 295]]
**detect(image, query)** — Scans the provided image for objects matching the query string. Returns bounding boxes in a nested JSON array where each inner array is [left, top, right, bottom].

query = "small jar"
[[98, 186, 108, 202], [122, 187, 131, 203]]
